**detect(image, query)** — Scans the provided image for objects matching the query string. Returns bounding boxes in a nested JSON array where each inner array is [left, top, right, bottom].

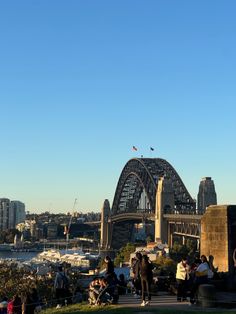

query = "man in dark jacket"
[[54, 265, 70, 308], [140, 254, 153, 306], [132, 252, 142, 298]]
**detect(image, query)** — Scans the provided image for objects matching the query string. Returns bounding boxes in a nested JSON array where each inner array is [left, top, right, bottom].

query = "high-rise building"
[[47, 222, 58, 239], [197, 177, 217, 213], [11, 200, 26, 226], [0, 198, 11, 231], [0, 198, 26, 231]]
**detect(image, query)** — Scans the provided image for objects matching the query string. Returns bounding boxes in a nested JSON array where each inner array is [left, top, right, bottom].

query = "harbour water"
[[0, 251, 38, 261]]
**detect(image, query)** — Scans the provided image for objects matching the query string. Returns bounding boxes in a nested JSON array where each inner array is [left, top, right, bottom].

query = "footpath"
[[117, 292, 236, 312]]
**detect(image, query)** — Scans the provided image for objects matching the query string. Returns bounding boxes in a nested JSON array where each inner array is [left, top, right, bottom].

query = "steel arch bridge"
[[111, 158, 195, 214], [101, 158, 199, 250]]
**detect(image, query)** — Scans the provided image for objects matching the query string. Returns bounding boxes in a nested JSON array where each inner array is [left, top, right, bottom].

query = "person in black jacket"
[[132, 252, 142, 297], [22, 289, 37, 314], [140, 254, 153, 306], [54, 265, 70, 308], [104, 256, 120, 303], [104, 256, 114, 277]]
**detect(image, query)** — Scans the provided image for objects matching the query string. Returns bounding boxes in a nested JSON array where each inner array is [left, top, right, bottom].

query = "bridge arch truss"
[[111, 158, 195, 215]]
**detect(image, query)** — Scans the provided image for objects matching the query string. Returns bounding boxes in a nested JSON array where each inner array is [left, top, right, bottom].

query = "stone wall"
[[201, 205, 236, 273]]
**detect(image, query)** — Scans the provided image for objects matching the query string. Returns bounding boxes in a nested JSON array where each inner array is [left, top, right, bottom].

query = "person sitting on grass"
[[88, 277, 101, 305]]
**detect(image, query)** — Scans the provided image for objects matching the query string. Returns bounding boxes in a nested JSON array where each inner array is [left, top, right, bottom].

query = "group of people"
[[176, 254, 217, 304], [54, 253, 218, 308], [88, 256, 127, 306], [88, 277, 112, 305], [131, 252, 153, 307], [0, 252, 220, 312], [88, 253, 154, 307]]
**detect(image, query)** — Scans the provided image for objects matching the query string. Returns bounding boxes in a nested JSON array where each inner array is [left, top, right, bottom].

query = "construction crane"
[[64, 198, 77, 249]]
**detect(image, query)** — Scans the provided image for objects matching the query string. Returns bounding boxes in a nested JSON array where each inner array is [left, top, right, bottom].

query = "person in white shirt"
[[195, 255, 209, 282], [175, 257, 190, 302]]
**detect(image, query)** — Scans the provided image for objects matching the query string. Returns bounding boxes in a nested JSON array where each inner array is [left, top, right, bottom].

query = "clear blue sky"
[[0, 1, 236, 213]]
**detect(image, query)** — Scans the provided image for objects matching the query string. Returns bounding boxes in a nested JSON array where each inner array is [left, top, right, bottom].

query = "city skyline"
[[0, 1, 236, 213]]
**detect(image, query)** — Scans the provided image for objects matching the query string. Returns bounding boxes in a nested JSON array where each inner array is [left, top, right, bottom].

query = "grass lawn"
[[41, 303, 236, 314]]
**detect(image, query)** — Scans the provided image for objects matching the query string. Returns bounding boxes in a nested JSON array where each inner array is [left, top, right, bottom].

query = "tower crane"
[[64, 198, 77, 249]]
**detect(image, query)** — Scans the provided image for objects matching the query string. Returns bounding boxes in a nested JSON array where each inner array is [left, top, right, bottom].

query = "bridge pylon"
[[100, 199, 111, 249], [155, 176, 175, 245]]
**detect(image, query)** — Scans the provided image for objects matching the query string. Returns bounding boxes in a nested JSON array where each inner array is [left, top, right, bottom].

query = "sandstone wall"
[[201, 205, 236, 273]]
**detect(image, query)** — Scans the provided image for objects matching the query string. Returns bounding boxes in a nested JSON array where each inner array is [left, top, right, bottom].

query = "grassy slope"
[[41, 303, 236, 314]]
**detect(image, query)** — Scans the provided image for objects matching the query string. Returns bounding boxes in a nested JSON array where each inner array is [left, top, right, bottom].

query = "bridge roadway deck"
[[84, 213, 203, 225], [117, 292, 236, 312]]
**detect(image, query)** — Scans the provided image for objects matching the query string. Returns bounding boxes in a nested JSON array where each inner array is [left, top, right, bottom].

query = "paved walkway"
[[119, 293, 191, 308], [117, 293, 236, 312]]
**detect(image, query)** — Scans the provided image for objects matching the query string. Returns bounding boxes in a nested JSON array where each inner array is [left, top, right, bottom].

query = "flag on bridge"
[[132, 146, 138, 151], [150, 147, 154, 151]]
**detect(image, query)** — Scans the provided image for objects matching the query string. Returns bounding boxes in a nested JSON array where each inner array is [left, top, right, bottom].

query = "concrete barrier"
[[198, 284, 216, 308]]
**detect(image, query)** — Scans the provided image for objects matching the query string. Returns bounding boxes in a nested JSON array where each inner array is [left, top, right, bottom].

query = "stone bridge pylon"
[[100, 199, 111, 249], [155, 176, 175, 244]]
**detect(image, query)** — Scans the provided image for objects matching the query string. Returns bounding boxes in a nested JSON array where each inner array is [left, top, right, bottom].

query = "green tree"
[[170, 241, 189, 261], [146, 236, 152, 244], [185, 238, 197, 256], [0, 229, 21, 244], [169, 239, 199, 263], [153, 255, 176, 276], [114, 243, 136, 267]]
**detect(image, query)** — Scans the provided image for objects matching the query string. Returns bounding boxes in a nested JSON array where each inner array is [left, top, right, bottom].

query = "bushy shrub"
[[114, 243, 136, 267], [153, 255, 176, 276]]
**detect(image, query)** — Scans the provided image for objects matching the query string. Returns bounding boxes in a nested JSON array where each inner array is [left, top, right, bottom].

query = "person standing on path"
[[54, 265, 70, 308], [140, 254, 153, 306], [176, 257, 190, 302], [132, 252, 142, 298]]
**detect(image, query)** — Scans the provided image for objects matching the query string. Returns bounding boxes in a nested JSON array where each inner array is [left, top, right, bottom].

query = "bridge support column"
[[197, 238, 200, 251], [100, 199, 111, 249], [168, 224, 173, 248], [182, 236, 186, 245], [155, 176, 175, 244]]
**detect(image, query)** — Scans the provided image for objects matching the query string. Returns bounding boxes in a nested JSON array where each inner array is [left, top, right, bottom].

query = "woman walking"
[[140, 254, 153, 306]]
